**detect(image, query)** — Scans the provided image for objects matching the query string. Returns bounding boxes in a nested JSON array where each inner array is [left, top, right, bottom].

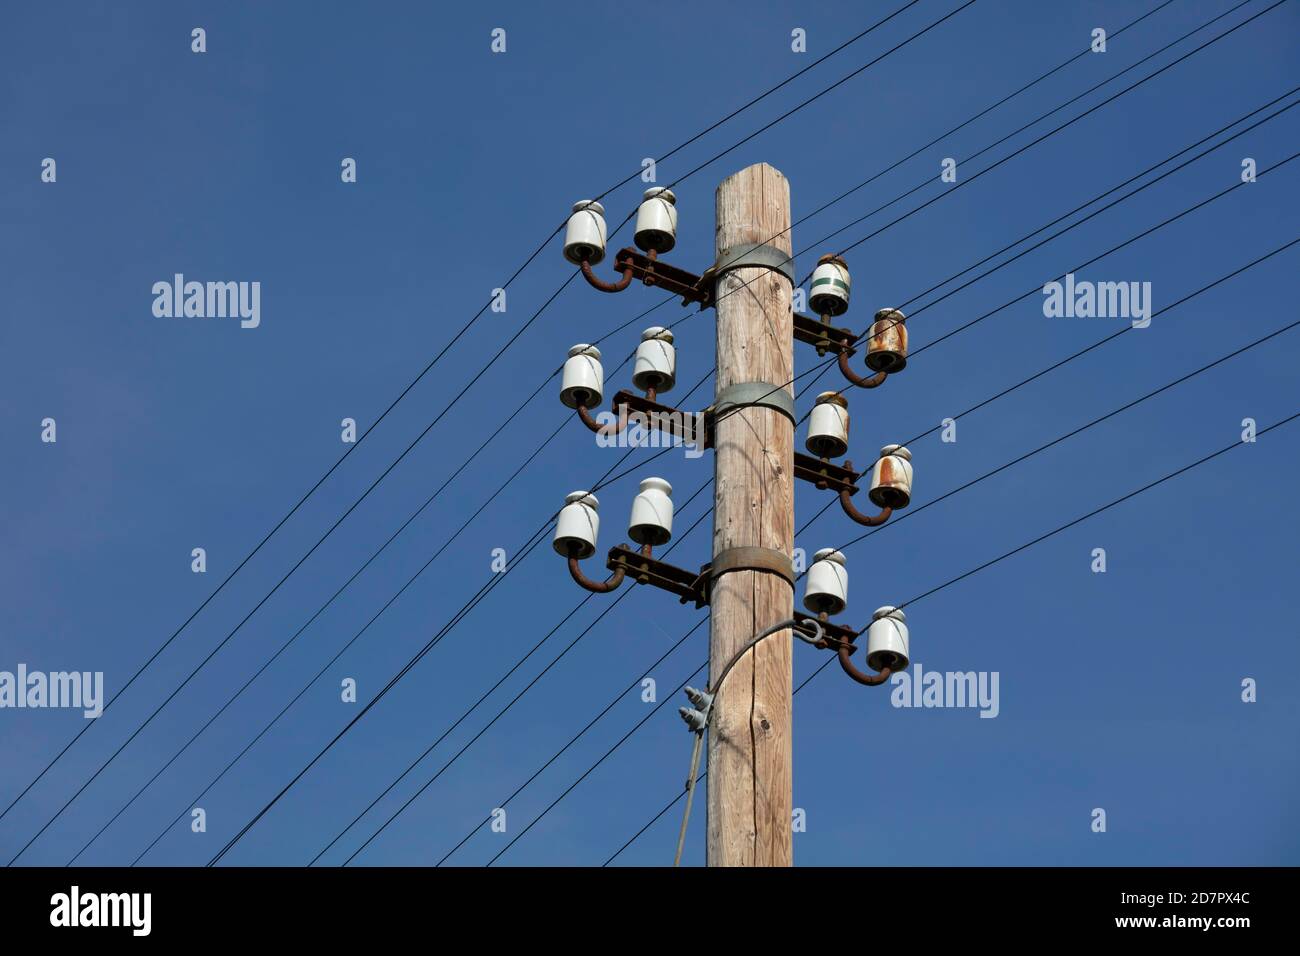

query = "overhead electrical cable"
[[423, 236, 1300, 865], [0, 0, 935, 832], [599, 406, 1300, 864]]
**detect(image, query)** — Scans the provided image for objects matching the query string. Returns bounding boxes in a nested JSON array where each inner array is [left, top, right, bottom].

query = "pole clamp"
[[713, 381, 796, 426], [708, 546, 795, 591], [709, 242, 796, 290]]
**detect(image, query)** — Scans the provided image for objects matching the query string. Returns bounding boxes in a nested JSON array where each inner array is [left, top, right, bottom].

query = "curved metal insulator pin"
[[580, 257, 634, 294], [576, 401, 629, 436], [567, 553, 626, 593], [838, 487, 892, 527], [837, 642, 892, 686], [836, 349, 888, 389]]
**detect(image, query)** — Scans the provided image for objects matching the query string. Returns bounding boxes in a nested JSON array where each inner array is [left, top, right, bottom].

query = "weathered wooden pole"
[[708, 162, 795, 867]]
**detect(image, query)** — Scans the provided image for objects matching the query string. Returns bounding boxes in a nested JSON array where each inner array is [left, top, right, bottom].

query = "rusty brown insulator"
[[865, 308, 908, 373]]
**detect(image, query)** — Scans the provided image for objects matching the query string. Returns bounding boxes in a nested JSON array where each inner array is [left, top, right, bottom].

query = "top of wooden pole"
[[715, 162, 793, 260]]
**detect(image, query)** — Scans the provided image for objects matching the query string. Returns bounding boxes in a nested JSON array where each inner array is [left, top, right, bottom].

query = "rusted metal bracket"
[[614, 390, 708, 445], [613, 248, 712, 306], [794, 611, 860, 654], [795, 453, 893, 527], [793, 312, 891, 388], [576, 389, 707, 448], [597, 550, 873, 658], [606, 544, 709, 608], [793, 312, 859, 356], [793, 452, 860, 495]]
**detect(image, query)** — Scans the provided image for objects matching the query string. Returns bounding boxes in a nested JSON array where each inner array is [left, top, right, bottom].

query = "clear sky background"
[[2, 0, 1297, 867]]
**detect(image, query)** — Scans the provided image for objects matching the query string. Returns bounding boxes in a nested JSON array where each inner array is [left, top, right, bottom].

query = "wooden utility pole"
[[708, 163, 795, 867]]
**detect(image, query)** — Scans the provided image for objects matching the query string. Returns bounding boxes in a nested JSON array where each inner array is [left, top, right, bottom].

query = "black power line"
[[69, 376, 565, 865], [491, 657, 709, 866], [773, 106, 1300, 487], [605, 405, 1300, 865], [319, 483, 717, 866], [588, 0, 927, 204], [606, 0, 980, 240], [615, 0, 1287, 419], [802, 0, 1266, 275], [488, 240, 1300, 868], [195, 367, 715, 867], [210, 42, 1227, 858], [795, 237, 1300, 537], [8, 271, 581, 865], [294, 90, 1300, 863], [0, 257, 564, 830], [0, 0, 930, 836], [378, 219, 1297, 866], [417, 236, 1300, 867], [591, 0, 1217, 346], [789, 146, 1300, 433], [51, 0, 1270, 864], [126, 427, 711, 869]]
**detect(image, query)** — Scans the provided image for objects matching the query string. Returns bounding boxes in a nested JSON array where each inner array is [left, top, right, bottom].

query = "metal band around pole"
[[709, 546, 795, 594], [713, 381, 796, 426], [710, 241, 796, 288]]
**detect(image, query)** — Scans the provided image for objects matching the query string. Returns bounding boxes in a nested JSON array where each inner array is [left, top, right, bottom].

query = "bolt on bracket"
[[793, 611, 860, 654], [793, 451, 861, 495], [606, 544, 708, 607], [612, 248, 712, 306], [589, 389, 708, 448], [793, 311, 859, 356]]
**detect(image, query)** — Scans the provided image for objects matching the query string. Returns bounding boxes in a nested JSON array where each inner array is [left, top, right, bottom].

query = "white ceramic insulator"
[[866, 606, 909, 671], [634, 187, 677, 254], [560, 344, 604, 410], [553, 491, 600, 558], [628, 476, 674, 546], [809, 256, 851, 317], [806, 392, 849, 458], [803, 548, 848, 615], [632, 327, 676, 393], [564, 200, 608, 265]]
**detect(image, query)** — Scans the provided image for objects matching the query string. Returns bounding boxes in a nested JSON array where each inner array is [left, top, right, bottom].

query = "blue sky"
[[2, 0, 1297, 867]]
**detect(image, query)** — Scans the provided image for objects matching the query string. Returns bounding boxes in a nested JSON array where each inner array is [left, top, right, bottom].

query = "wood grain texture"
[[708, 163, 794, 867]]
